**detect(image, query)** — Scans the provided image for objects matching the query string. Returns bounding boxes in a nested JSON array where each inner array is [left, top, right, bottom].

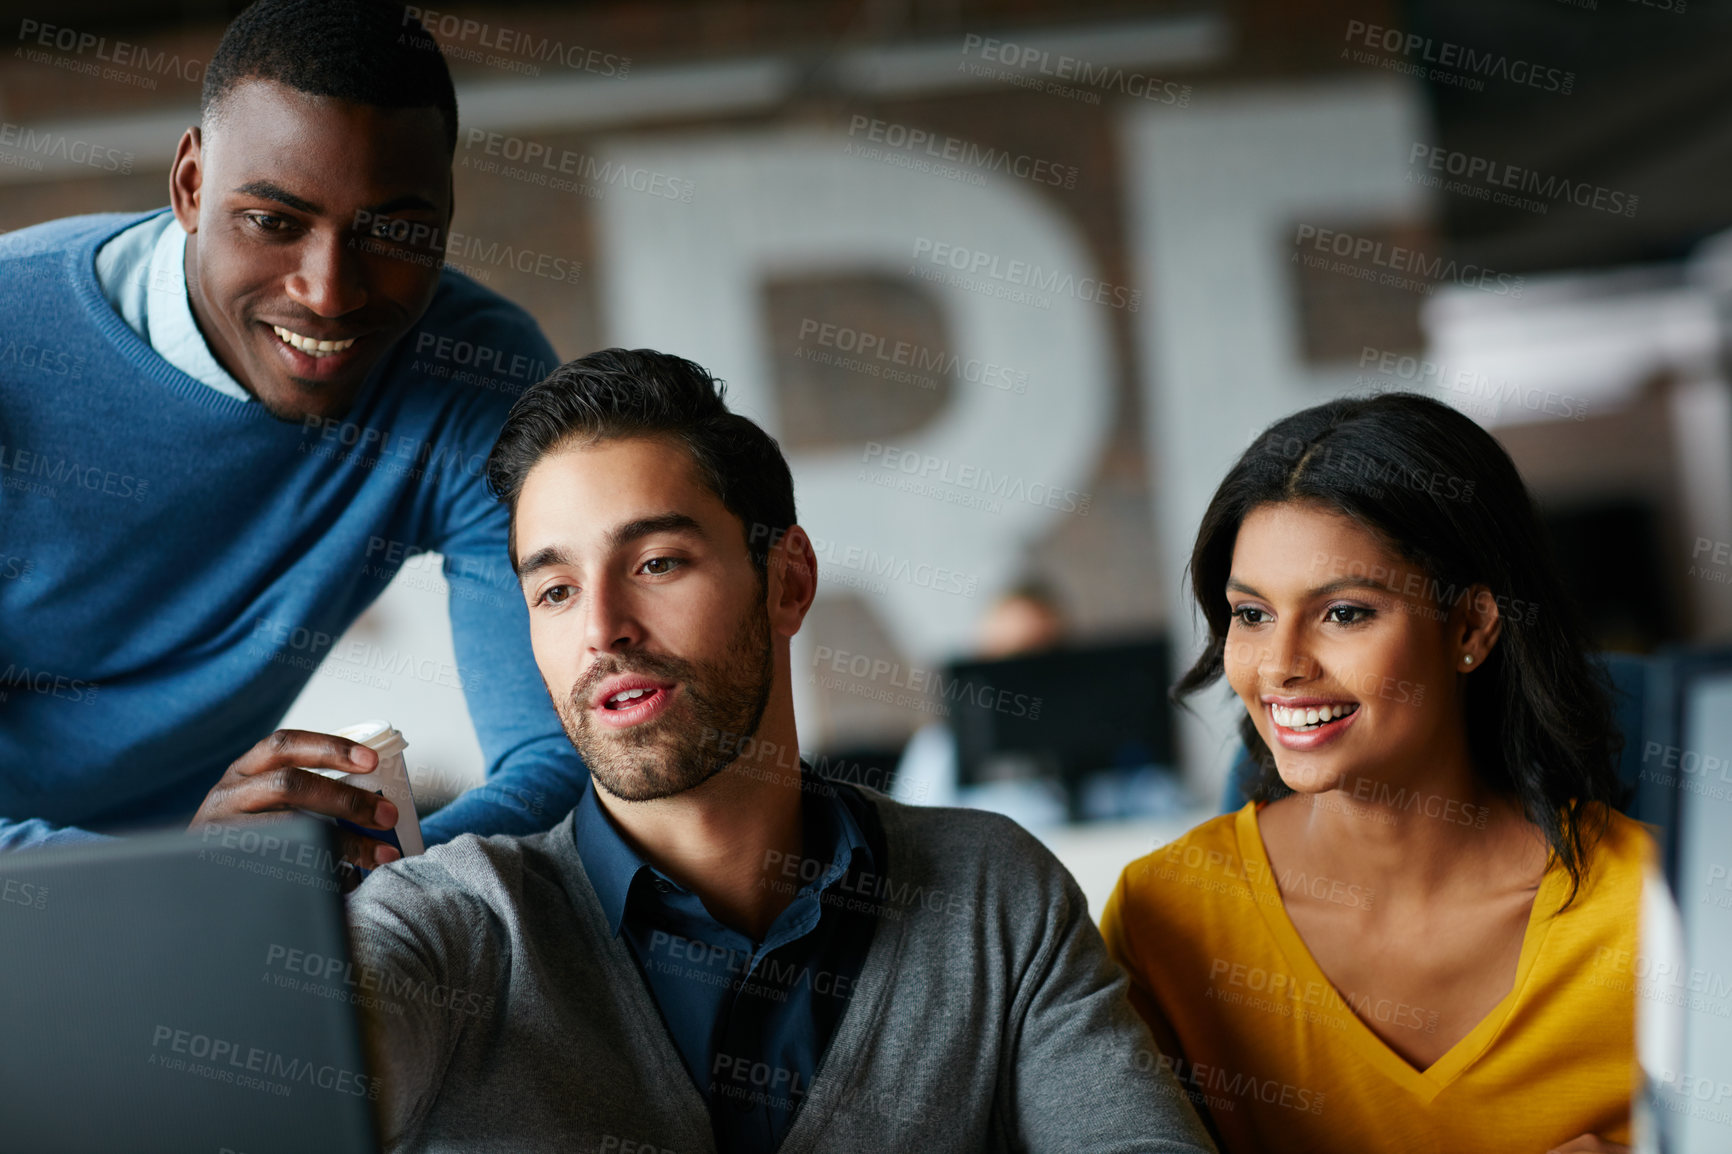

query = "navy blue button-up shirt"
[[573, 769, 882, 1153]]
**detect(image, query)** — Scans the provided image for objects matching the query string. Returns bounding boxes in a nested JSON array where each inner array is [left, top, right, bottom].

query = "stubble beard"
[[558, 600, 775, 803]]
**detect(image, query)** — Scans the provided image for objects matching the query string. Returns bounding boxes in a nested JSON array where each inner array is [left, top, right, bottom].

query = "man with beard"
[[344, 348, 1216, 1153], [0, 0, 585, 862]]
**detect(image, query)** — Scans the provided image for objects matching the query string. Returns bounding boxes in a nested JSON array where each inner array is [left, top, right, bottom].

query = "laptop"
[[0, 818, 379, 1154]]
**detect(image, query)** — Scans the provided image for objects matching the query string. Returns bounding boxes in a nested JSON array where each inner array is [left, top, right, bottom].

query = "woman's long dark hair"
[[1175, 392, 1625, 903]]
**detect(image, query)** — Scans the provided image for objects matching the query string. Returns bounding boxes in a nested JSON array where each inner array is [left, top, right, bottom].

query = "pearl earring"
[[1462, 655, 1474, 666]]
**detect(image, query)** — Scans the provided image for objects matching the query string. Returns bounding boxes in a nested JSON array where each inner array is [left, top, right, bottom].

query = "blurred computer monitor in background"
[[947, 635, 1175, 822], [1638, 647, 1732, 1153]]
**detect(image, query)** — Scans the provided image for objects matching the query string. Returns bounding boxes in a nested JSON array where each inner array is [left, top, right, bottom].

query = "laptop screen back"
[[0, 819, 378, 1154]]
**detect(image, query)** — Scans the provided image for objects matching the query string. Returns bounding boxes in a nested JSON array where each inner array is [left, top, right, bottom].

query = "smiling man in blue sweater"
[[0, 0, 585, 860]]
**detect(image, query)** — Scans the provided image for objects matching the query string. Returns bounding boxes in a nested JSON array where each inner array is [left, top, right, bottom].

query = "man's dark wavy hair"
[[485, 348, 797, 578], [1175, 391, 1625, 906], [203, 0, 458, 152]]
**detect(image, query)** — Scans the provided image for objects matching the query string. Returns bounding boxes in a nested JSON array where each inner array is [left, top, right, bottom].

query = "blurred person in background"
[[890, 579, 1067, 818], [0, 0, 585, 863], [975, 579, 1068, 659], [1102, 394, 1647, 1154]]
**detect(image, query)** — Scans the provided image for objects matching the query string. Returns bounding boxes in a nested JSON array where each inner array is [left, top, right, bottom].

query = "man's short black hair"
[[487, 349, 799, 577], [202, 0, 458, 153]]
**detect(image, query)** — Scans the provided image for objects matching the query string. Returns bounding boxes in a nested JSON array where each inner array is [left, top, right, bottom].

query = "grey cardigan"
[[347, 791, 1216, 1153]]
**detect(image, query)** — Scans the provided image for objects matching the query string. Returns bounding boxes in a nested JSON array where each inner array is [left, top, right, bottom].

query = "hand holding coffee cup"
[[188, 727, 404, 873]]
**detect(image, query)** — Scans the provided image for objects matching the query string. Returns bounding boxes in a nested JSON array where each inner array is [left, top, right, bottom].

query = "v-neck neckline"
[[1233, 803, 1562, 1102]]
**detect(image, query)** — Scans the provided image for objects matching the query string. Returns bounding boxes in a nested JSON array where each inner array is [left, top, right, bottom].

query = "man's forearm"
[[437, 483, 588, 844], [0, 815, 115, 853]]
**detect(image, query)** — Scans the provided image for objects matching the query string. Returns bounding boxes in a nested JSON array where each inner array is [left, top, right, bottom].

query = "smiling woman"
[[1101, 392, 1649, 1154]]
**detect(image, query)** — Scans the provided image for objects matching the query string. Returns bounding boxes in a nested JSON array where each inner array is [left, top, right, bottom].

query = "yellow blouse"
[[1100, 803, 1650, 1154]]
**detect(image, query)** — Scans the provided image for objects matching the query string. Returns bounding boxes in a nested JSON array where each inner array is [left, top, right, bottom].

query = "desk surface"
[[1035, 806, 1215, 920]]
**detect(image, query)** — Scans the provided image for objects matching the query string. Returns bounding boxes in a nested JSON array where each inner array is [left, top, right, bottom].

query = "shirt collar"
[[572, 763, 876, 938], [805, 771, 875, 894], [572, 779, 652, 938], [146, 220, 252, 402]]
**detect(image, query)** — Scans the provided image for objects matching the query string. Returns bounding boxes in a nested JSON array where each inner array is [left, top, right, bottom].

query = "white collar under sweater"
[[93, 210, 252, 402]]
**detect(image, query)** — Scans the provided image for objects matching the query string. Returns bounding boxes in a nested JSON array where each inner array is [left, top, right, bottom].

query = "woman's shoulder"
[[1594, 805, 1657, 858], [1123, 805, 1246, 875], [1575, 805, 1657, 897], [1520, 805, 1655, 957], [1109, 805, 1263, 922], [1103, 805, 1283, 993]]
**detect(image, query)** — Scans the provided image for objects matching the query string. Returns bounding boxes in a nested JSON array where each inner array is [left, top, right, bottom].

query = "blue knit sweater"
[[0, 210, 585, 850]]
